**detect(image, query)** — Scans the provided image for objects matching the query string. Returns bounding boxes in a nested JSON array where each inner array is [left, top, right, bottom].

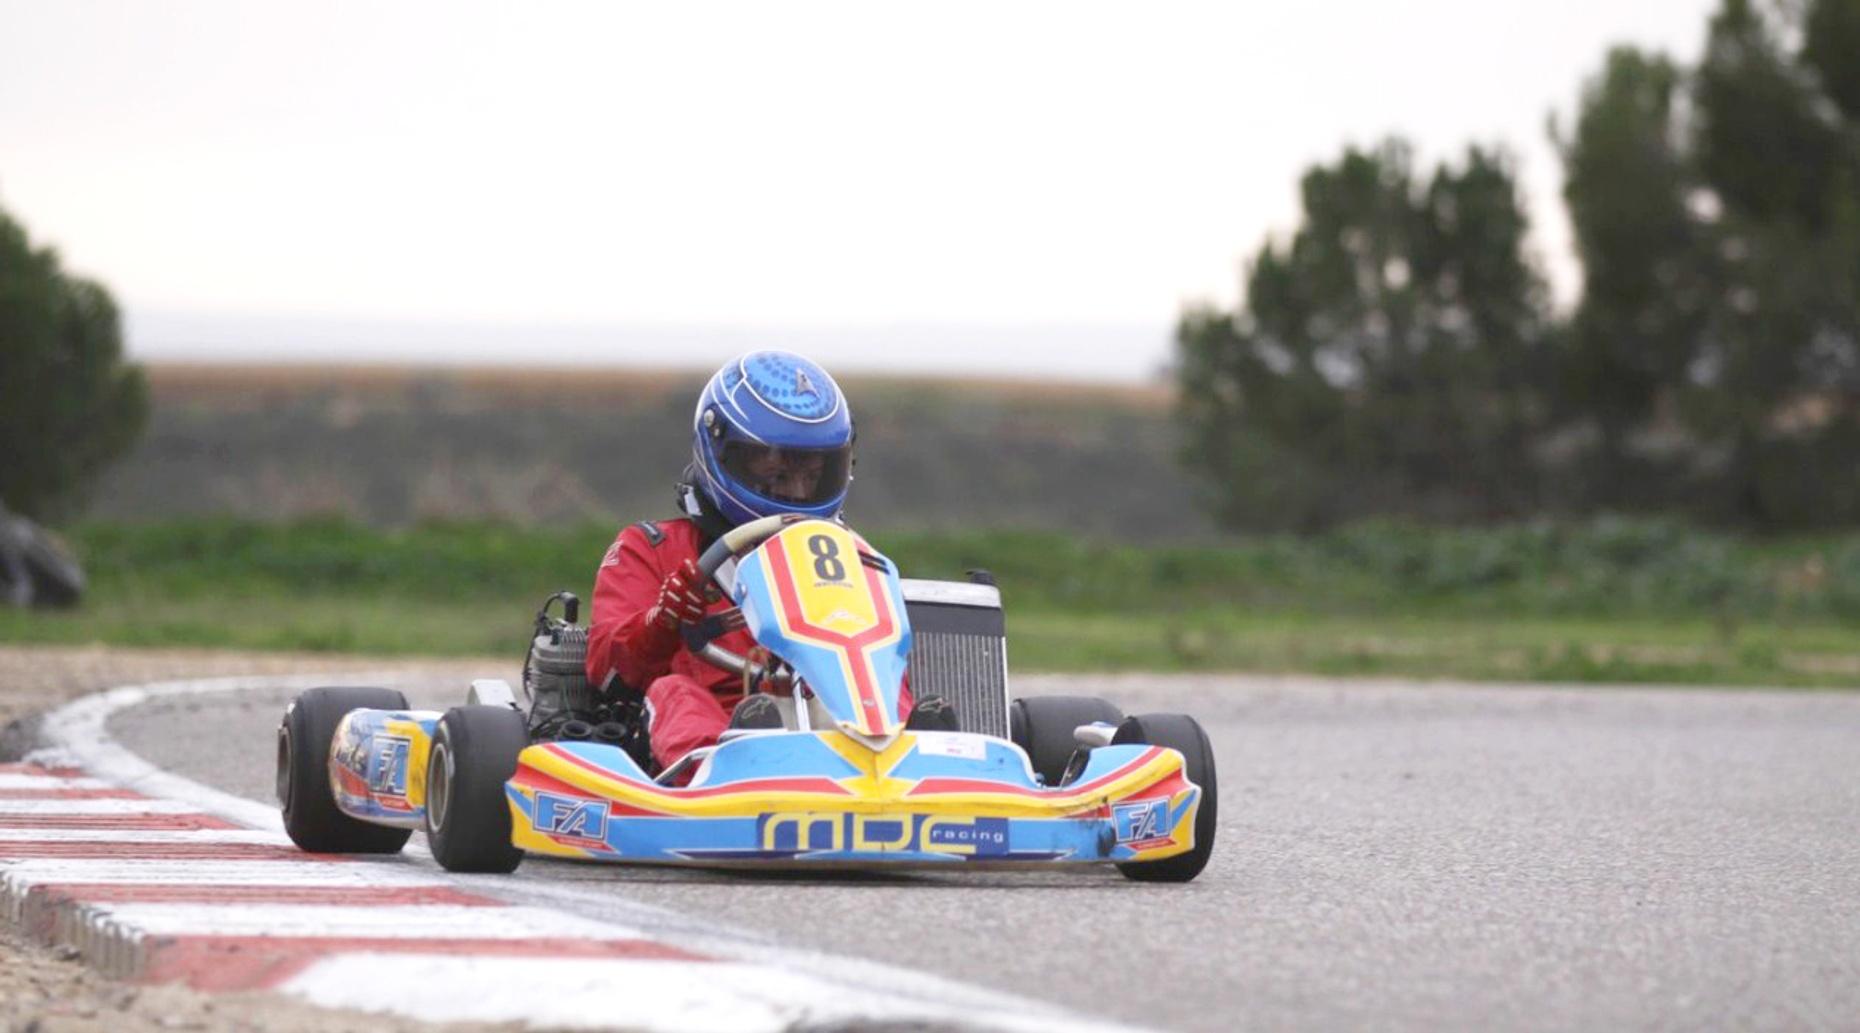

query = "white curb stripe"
[[0, 774, 111, 790], [0, 828, 292, 844], [0, 799, 205, 815], [0, 858, 451, 887], [98, 903, 650, 940]]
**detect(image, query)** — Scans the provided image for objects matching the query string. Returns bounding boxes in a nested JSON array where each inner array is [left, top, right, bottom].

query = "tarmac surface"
[[109, 672, 1860, 1033]]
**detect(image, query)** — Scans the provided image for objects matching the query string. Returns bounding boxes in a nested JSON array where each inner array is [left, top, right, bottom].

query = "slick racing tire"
[[1009, 695, 1123, 787], [278, 686, 414, 854], [425, 705, 528, 874], [1113, 713, 1217, 883]]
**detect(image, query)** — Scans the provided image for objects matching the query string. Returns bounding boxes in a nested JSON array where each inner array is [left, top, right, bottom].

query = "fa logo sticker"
[[534, 792, 609, 844], [369, 736, 412, 797], [1113, 799, 1168, 844], [795, 368, 817, 395]]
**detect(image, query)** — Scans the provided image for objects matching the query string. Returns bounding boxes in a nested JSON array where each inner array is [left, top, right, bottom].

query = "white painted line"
[[0, 828, 292, 844], [282, 960, 837, 1033], [284, 954, 1103, 1033], [29, 671, 407, 833], [95, 903, 647, 940], [284, 956, 764, 1033], [0, 858, 450, 888], [0, 798, 205, 815], [0, 774, 110, 790]]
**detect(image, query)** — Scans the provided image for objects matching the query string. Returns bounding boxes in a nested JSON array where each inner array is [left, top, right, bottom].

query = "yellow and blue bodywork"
[[505, 727, 1199, 866], [329, 711, 437, 833], [329, 521, 1204, 869], [329, 707, 437, 828]]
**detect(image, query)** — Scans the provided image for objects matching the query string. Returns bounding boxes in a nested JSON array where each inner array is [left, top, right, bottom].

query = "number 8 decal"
[[808, 533, 846, 582]]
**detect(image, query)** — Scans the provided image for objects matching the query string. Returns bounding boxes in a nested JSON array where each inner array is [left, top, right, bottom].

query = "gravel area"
[[0, 645, 517, 1033]]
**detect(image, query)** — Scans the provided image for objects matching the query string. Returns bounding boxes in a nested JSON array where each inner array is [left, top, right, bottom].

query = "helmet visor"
[[718, 441, 852, 508]]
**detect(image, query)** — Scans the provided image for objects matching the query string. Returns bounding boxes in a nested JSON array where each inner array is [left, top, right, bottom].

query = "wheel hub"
[[427, 742, 452, 832]]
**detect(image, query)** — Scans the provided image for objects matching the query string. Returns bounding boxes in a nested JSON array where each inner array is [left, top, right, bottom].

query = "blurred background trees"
[[1180, 0, 1860, 533], [1178, 143, 1552, 530], [0, 203, 148, 522]]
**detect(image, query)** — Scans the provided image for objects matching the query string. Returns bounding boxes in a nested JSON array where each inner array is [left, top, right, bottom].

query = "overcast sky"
[[1, 1, 1716, 380]]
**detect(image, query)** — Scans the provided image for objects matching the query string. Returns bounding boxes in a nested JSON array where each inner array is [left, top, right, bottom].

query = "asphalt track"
[[106, 673, 1860, 1032]]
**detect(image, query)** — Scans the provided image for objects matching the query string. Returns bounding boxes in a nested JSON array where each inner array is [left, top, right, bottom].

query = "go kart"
[[276, 514, 1218, 881]]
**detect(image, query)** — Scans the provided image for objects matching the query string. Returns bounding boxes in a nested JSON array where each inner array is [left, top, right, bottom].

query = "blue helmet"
[[690, 351, 854, 527]]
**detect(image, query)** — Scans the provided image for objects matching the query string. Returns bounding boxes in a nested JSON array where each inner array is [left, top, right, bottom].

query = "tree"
[[0, 202, 148, 521], [1553, 47, 1715, 510], [1804, 0, 1860, 123], [1552, 2, 1860, 528], [1176, 141, 1552, 530], [1183, 0, 1860, 532], [1679, 0, 1860, 525]]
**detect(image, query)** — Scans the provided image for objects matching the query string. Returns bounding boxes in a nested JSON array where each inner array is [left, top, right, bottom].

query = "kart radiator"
[[899, 578, 1010, 740]]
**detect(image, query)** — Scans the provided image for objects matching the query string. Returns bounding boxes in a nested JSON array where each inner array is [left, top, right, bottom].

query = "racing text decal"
[[756, 812, 1010, 856]]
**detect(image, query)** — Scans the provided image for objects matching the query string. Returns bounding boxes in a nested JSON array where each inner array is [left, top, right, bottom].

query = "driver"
[[585, 351, 948, 776]]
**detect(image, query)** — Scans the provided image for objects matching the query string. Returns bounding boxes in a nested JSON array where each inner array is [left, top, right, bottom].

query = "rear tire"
[[1009, 695, 1123, 786], [425, 705, 528, 873], [1113, 712, 1218, 883], [277, 686, 414, 854]]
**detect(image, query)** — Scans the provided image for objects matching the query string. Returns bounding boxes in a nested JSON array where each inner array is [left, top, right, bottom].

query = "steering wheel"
[[682, 513, 809, 688]]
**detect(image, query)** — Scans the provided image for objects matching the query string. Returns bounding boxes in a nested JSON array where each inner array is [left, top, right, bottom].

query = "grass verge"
[[3, 518, 1858, 687]]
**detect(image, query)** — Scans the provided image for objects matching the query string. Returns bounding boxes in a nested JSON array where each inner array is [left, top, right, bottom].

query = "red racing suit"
[[586, 517, 913, 773]]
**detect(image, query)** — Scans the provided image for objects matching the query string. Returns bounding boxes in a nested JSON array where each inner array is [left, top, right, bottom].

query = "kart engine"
[[522, 590, 598, 733]]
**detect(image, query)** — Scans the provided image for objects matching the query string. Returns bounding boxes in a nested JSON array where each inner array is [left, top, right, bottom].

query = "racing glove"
[[647, 559, 711, 631]]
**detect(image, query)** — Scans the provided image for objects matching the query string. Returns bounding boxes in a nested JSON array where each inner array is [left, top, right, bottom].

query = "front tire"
[[278, 686, 414, 854], [425, 705, 528, 873], [1009, 695, 1124, 786], [1113, 713, 1218, 883]]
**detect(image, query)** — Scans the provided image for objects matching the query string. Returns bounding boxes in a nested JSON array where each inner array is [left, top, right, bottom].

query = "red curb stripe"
[[143, 935, 714, 991], [0, 813, 241, 831], [0, 764, 85, 777], [0, 841, 349, 861], [0, 787, 147, 800], [27, 884, 504, 907]]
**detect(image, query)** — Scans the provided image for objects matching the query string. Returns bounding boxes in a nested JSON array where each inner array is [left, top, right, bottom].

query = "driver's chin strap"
[[669, 480, 739, 606], [674, 474, 740, 597], [675, 471, 733, 544]]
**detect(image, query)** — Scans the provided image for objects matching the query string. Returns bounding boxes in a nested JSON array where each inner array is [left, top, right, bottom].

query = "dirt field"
[[87, 364, 1206, 536], [0, 645, 516, 1033]]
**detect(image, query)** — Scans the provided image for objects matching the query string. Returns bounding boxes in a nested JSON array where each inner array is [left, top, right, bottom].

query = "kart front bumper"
[[505, 730, 1203, 868]]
